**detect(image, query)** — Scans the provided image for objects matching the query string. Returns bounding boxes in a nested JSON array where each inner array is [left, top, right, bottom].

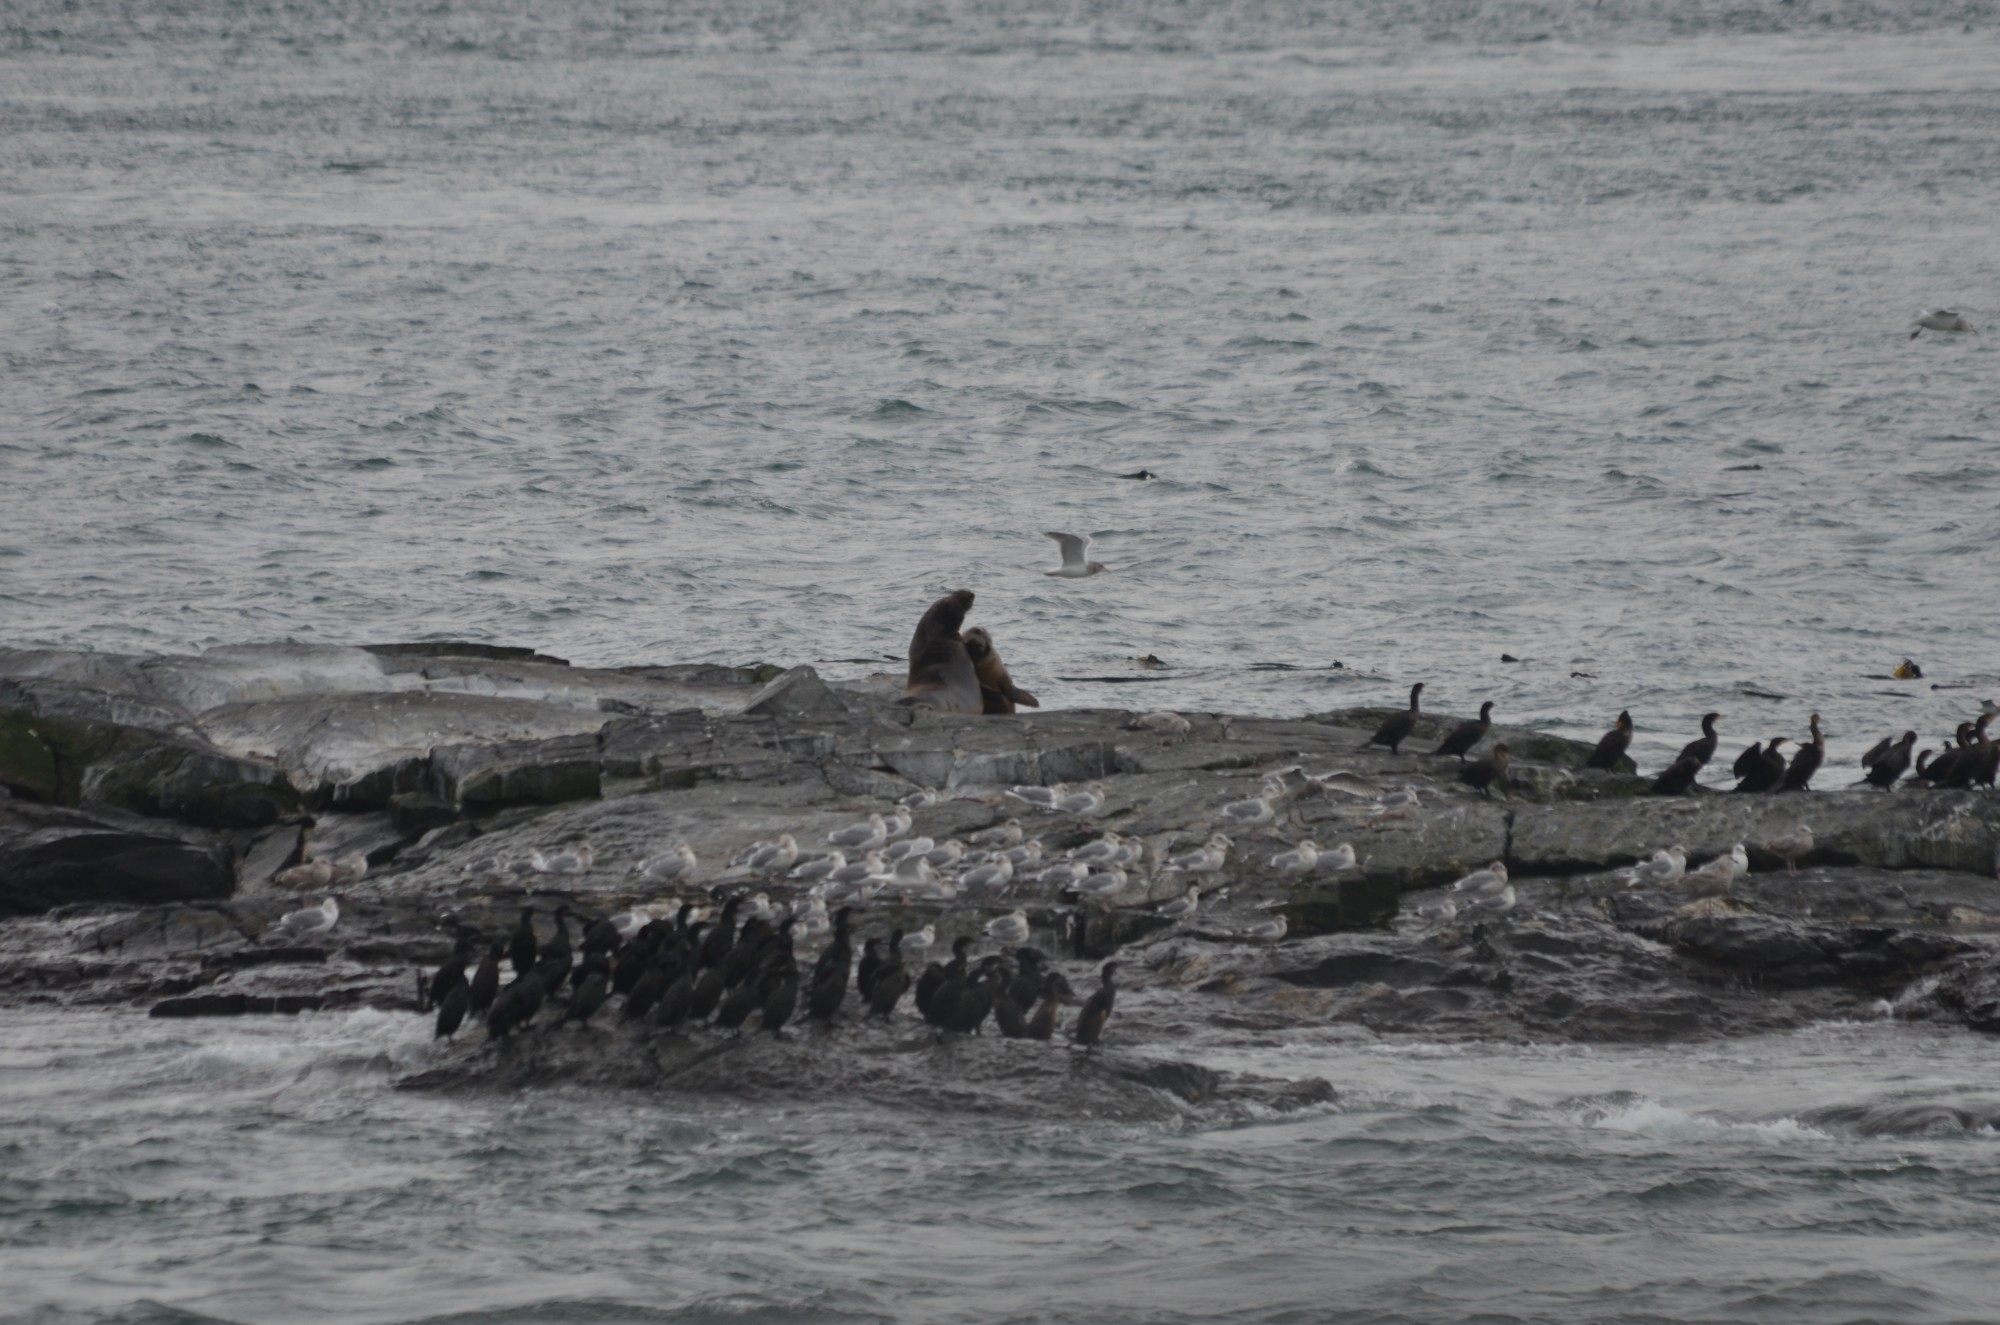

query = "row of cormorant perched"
[[1360, 683, 1997, 796], [421, 898, 1117, 1051]]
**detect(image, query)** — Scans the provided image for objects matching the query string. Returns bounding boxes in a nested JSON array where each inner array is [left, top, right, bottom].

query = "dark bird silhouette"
[[1585, 711, 1634, 771], [534, 907, 573, 991], [761, 963, 800, 1036], [1734, 737, 1790, 793], [1861, 731, 1917, 790], [1731, 740, 1765, 781], [1678, 712, 1723, 768], [508, 906, 538, 977], [1430, 701, 1494, 761], [1362, 683, 1424, 754], [1781, 714, 1825, 791], [653, 948, 700, 1031], [1074, 961, 1119, 1048], [486, 971, 546, 1041], [467, 941, 504, 1015], [580, 912, 621, 957], [807, 907, 854, 1024], [433, 981, 470, 1040], [1026, 972, 1074, 1041], [558, 956, 611, 1029], [1915, 724, 1974, 786], [425, 935, 471, 1012], [946, 958, 1005, 1035], [620, 951, 673, 1024], [867, 950, 911, 1019], [1460, 744, 1509, 798], [1649, 753, 1704, 796], [855, 937, 885, 1003]]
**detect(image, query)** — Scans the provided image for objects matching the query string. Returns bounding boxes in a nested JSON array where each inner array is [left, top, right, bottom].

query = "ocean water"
[[2, 0, 1997, 770], [4, 4, 2000, 1319], [3, 1007, 1999, 1325]]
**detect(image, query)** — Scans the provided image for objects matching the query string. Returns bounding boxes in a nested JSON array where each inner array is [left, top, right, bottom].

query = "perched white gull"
[[900, 924, 936, 961], [1002, 841, 1045, 869], [744, 835, 798, 875], [1157, 887, 1201, 920], [1910, 309, 1976, 339], [1007, 783, 1065, 811], [609, 909, 650, 941], [273, 897, 339, 939], [898, 787, 939, 809], [532, 844, 594, 876], [882, 808, 915, 841], [1054, 784, 1108, 817], [1218, 790, 1278, 830], [985, 910, 1031, 946], [1044, 530, 1110, 578], [742, 892, 778, 923], [1620, 847, 1686, 888], [1311, 770, 1389, 801], [960, 857, 1014, 891], [883, 836, 935, 864], [1415, 897, 1458, 924], [969, 819, 1023, 850], [1069, 833, 1123, 867], [1314, 843, 1358, 873], [1073, 867, 1129, 900], [923, 840, 965, 870], [326, 852, 370, 887], [1449, 861, 1510, 897], [1241, 914, 1288, 942], [828, 814, 888, 851], [1036, 860, 1084, 889], [1467, 885, 1516, 917], [828, 851, 885, 887], [1165, 834, 1231, 875], [1268, 840, 1320, 877], [1108, 838, 1146, 869], [788, 851, 845, 884], [637, 845, 699, 884]]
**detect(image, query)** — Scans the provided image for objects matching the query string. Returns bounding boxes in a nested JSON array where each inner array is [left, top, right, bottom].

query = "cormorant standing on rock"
[[620, 952, 671, 1024], [486, 970, 546, 1041], [426, 935, 471, 1011], [1005, 948, 1046, 1013], [855, 937, 885, 1003], [1731, 740, 1764, 781], [700, 897, 743, 970], [948, 958, 1005, 1035], [1861, 731, 1917, 790], [468, 941, 504, 1015], [535, 907, 573, 991], [1585, 711, 1634, 771], [922, 937, 975, 1029], [867, 948, 911, 1018], [1649, 754, 1704, 796], [761, 963, 799, 1036], [433, 980, 470, 1040], [559, 955, 611, 1029], [1735, 738, 1790, 793], [509, 907, 538, 978], [1074, 962, 1119, 1048], [1429, 701, 1493, 761], [1026, 972, 1073, 1041], [580, 912, 621, 957], [1678, 713, 1723, 768], [1362, 683, 1424, 754], [807, 907, 854, 1024], [1460, 745, 1509, 798], [992, 980, 1030, 1038], [1782, 714, 1825, 791]]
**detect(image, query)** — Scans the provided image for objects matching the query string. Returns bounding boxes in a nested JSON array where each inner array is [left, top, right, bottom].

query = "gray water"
[[3, 1008, 1999, 1325], [5, 3, 2000, 1318]]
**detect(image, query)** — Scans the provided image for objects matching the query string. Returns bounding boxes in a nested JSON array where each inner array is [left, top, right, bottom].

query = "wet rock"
[[741, 664, 847, 719], [388, 793, 460, 837], [1, 804, 234, 916], [430, 733, 603, 809]]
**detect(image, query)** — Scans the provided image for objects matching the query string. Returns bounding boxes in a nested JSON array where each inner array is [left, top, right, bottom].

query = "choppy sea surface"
[[3, 0, 1998, 769], [4, 4, 2000, 1319], [3, 1008, 1999, 1325]]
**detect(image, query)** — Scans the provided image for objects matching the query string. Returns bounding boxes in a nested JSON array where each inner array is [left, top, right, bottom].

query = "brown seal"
[[900, 589, 983, 714], [964, 627, 1040, 715]]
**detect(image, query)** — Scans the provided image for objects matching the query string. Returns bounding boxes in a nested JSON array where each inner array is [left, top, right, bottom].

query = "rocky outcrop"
[[1, 640, 1997, 1058]]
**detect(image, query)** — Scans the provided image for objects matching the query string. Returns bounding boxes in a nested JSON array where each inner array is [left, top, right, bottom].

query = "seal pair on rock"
[[901, 589, 1039, 716]]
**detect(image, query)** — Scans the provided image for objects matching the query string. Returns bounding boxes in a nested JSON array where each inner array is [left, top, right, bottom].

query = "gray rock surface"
[[2, 640, 1997, 1096]]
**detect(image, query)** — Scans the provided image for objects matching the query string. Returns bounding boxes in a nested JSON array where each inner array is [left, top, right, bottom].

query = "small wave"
[[1579, 1095, 1831, 1144], [865, 398, 926, 417]]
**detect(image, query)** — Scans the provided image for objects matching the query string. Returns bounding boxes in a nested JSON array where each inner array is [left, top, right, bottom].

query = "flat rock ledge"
[[3, 642, 1999, 1094]]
